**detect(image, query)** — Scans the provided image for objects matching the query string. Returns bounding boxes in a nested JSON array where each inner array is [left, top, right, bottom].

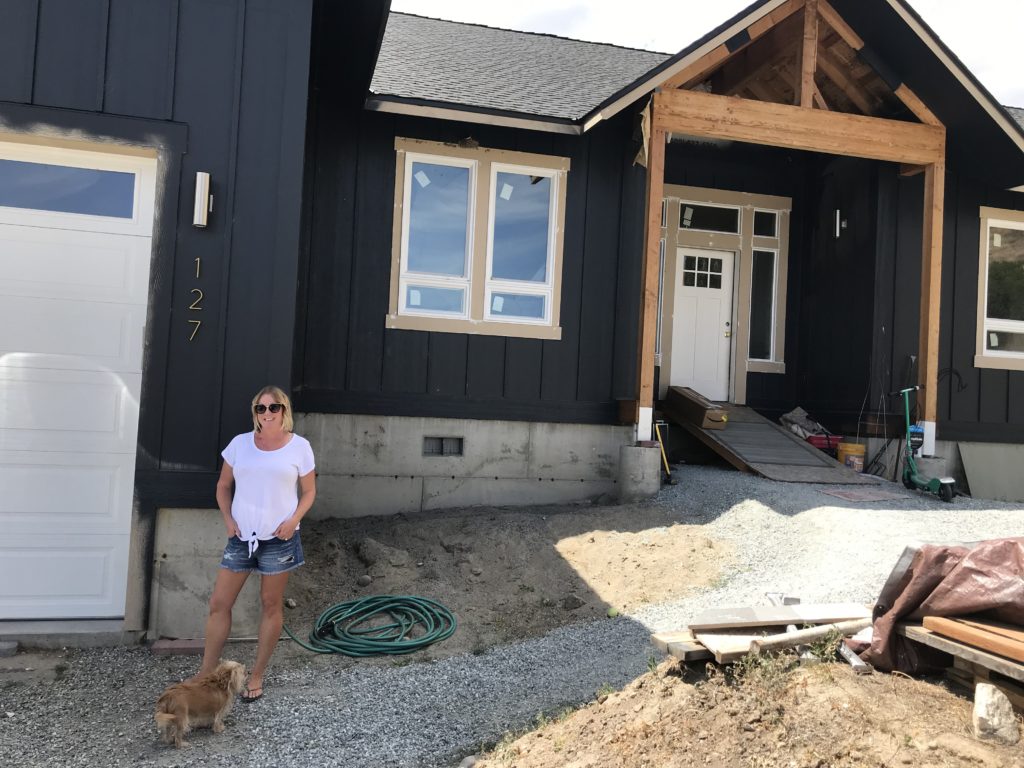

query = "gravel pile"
[[2, 465, 1022, 768]]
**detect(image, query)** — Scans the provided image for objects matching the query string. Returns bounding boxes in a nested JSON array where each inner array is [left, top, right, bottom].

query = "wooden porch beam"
[[899, 163, 925, 176], [816, 45, 878, 115], [919, 161, 944, 423], [636, 122, 667, 413], [799, 0, 819, 107], [812, 83, 831, 110], [818, 0, 863, 51], [663, 0, 805, 90], [653, 88, 945, 166], [894, 83, 943, 126]]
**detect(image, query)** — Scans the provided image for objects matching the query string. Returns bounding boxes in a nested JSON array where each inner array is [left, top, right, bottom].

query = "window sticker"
[[499, 183, 514, 201], [492, 295, 505, 312], [414, 170, 431, 188], [409, 289, 422, 306]]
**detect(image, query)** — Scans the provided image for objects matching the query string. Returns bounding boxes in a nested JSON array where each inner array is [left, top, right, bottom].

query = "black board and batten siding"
[[294, 5, 647, 425], [0, 0, 316, 504]]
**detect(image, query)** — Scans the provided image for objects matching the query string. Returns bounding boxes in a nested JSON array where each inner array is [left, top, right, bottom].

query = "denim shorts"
[[219, 532, 305, 575]]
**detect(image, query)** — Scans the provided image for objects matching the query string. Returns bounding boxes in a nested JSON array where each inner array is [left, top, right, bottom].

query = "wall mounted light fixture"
[[193, 172, 212, 227]]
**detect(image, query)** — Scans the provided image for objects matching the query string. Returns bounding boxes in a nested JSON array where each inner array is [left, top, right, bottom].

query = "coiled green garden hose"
[[283, 595, 457, 656]]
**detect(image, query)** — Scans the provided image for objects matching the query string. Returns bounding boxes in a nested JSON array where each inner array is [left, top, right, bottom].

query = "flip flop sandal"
[[241, 686, 263, 702]]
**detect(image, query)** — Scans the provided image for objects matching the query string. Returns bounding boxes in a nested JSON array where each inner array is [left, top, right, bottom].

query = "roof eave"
[[365, 95, 583, 135]]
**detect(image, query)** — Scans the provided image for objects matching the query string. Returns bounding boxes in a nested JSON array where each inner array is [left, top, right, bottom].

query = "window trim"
[[387, 138, 568, 340], [976, 206, 1024, 371]]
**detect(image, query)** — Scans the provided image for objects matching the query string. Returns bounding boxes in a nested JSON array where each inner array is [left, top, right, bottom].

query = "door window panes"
[[0, 159, 135, 218], [489, 292, 545, 320], [749, 250, 776, 360], [679, 203, 739, 234], [407, 162, 470, 277], [682, 254, 723, 290], [754, 210, 778, 237], [491, 172, 551, 283], [405, 285, 465, 315]]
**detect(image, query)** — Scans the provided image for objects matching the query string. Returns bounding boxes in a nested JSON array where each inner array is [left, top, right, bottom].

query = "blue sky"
[[390, 1, 1024, 107]]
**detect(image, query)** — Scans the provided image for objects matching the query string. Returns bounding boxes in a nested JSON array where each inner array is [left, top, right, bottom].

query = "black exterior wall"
[[294, 20, 649, 425], [0, 0, 316, 505]]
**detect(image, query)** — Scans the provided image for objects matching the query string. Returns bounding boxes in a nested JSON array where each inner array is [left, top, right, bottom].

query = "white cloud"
[[390, 0, 1024, 106]]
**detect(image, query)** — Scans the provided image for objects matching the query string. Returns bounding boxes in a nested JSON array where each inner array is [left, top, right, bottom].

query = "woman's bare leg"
[[245, 571, 290, 696], [197, 568, 250, 676]]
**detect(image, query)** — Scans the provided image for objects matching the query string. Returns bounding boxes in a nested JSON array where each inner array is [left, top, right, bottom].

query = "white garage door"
[[0, 140, 156, 619]]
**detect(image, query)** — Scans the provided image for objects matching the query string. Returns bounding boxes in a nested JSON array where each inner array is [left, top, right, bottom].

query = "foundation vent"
[[423, 436, 464, 457]]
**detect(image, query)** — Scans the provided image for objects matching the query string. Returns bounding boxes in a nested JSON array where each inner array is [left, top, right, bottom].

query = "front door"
[[670, 247, 734, 401]]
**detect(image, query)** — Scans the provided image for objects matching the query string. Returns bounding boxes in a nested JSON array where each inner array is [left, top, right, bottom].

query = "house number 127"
[[187, 257, 203, 341]]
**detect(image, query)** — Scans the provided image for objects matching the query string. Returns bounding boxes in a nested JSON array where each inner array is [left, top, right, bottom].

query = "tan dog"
[[154, 660, 246, 748]]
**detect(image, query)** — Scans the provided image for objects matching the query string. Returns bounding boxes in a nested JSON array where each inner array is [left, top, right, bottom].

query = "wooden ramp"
[[666, 401, 875, 484]]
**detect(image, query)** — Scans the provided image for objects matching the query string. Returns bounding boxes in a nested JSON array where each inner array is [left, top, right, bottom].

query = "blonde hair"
[[250, 385, 294, 433]]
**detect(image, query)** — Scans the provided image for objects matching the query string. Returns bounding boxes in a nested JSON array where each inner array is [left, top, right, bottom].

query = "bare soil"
[[475, 657, 1024, 768], [280, 502, 729, 663], [279, 504, 1022, 768]]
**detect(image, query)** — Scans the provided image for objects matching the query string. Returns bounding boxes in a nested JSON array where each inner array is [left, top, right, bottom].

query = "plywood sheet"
[[688, 603, 871, 632]]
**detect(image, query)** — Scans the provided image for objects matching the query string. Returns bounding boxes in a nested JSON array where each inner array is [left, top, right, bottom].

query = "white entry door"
[[0, 141, 156, 619], [670, 248, 734, 401]]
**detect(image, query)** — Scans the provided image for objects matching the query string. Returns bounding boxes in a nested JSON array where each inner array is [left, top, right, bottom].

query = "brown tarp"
[[861, 537, 1024, 673]]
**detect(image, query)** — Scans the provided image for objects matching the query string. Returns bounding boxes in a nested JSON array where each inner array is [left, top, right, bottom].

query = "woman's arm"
[[272, 470, 316, 540], [216, 462, 241, 538]]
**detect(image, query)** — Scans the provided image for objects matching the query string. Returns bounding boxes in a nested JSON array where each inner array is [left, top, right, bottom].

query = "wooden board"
[[953, 619, 1024, 645], [898, 624, 1024, 683], [663, 386, 728, 430], [694, 632, 762, 664], [651, 630, 713, 662], [688, 603, 871, 632], [923, 617, 1024, 663]]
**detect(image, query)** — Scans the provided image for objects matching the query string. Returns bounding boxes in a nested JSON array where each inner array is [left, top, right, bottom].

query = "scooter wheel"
[[903, 476, 915, 490], [939, 484, 954, 503]]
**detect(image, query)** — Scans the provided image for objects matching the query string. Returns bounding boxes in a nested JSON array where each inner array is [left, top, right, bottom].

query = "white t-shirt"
[[221, 431, 315, 553]]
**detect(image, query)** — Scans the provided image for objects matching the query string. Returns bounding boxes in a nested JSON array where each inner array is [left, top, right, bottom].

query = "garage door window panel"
[[0, 159, 135, 219]]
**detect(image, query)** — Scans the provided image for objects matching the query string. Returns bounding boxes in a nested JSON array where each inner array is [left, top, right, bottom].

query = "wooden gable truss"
[[634, 0, 946, 447]]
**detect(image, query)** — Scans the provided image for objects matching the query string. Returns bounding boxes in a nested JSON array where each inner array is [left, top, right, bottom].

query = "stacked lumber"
[[663, 386, 728, 430], [901, 617, 1024, 713], [922, 617, 1024, 663], [651, 602, 873, 665]]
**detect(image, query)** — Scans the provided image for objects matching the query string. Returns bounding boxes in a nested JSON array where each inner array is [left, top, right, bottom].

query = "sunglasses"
[[253, 403, 285, 414]]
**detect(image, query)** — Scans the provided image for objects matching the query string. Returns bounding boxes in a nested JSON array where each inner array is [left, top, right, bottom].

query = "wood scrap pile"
[[898, 617, 1024, 714], [652, 601, 873, 666]]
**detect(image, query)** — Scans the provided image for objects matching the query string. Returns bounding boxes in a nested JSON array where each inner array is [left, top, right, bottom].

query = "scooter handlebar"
[[887, 385, 921, 397]]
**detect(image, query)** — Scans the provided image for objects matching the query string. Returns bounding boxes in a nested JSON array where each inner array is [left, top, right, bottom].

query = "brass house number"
[[187, 257, 203, 341]]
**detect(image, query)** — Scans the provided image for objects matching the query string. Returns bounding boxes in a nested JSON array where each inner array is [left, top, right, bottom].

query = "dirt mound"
[[280, 504, 730, 662], [476, 658, 1023, 768]]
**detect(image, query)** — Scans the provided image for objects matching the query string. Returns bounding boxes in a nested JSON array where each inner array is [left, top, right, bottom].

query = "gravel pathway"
[[2, 465, 1022, 768]]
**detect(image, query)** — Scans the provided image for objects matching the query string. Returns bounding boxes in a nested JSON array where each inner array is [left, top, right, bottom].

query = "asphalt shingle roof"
[[1007, 106, 1024, 132], [369, 13, 670, 122]]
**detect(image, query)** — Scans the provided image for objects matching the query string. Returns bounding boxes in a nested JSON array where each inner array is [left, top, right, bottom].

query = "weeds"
[[808, 628, 843, 662], [647, 655, 659, 674], [596, 682, 616, 698]]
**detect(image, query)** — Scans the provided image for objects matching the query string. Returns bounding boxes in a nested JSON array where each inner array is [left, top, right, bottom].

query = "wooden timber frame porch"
[[626, 0, 946, 452]]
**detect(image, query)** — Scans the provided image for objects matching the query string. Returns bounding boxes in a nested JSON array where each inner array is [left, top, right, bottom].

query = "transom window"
[[977, 207, 1024, 370], [388, 138, 568, 339], [679, 202, 740, 234]]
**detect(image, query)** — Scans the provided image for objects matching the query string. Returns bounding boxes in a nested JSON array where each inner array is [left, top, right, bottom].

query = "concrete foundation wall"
[[295, 413, 635, 517]]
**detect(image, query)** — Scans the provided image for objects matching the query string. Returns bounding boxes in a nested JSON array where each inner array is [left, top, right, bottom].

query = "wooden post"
[[635, 119, 667, 422], [799, 0, 819, 107], [918, 160, 945, 425]]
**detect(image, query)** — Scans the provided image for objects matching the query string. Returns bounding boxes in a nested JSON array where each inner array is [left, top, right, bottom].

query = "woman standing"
[[196, 385, 316, 702]]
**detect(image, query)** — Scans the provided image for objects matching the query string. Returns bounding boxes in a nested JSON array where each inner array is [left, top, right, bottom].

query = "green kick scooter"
[[891, 385, 956, 502]]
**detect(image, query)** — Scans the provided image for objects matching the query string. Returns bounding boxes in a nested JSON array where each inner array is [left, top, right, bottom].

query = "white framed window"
[[388, 138, 569, 340], [976, 207, 1024, 370]]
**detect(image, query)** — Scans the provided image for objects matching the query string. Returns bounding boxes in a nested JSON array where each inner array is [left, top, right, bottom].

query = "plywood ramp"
[[667, 401, 876, 484]]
